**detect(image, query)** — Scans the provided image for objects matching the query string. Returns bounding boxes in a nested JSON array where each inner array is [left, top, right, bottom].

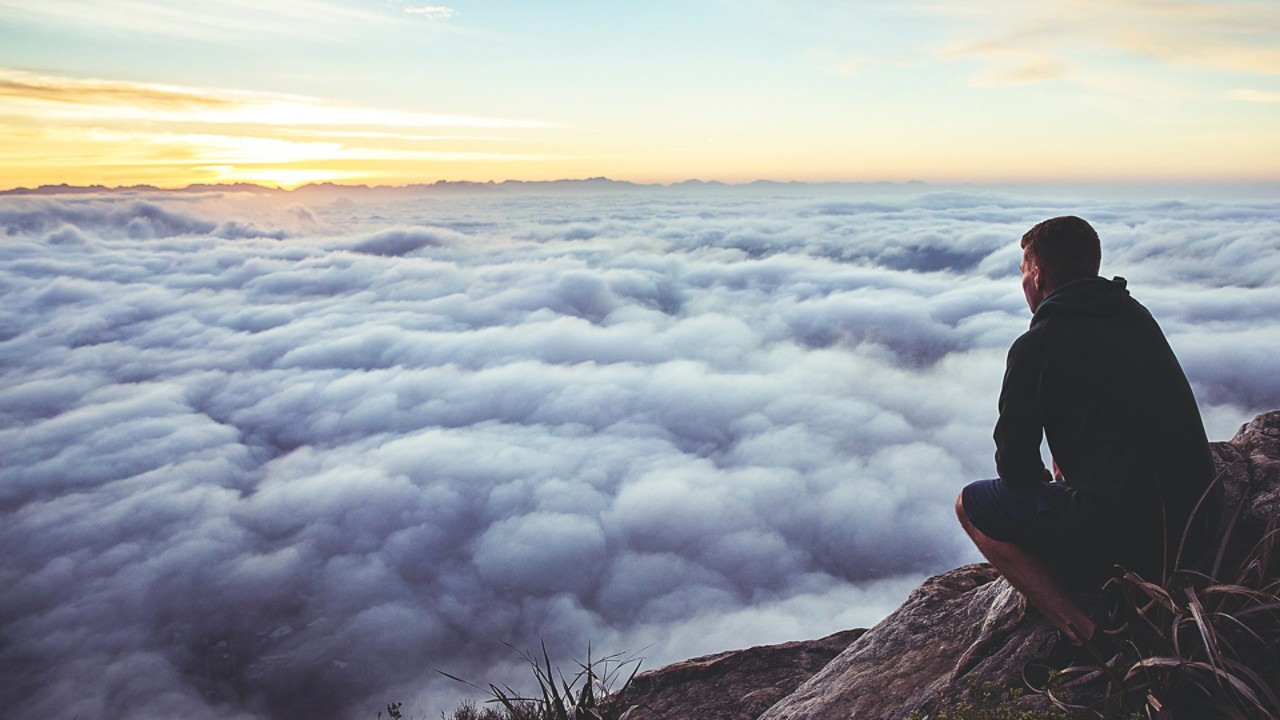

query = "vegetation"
[[1030, 472, 1280, 719], [435, 642, 645, 720], [906, 682, 1097, 720]]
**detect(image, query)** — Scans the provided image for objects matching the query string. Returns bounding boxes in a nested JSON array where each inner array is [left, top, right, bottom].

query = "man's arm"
[[994, 330, 1051, 485]]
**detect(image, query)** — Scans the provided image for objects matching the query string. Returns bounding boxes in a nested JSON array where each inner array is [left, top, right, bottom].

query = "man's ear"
[[1034, 265, 1054, 295]]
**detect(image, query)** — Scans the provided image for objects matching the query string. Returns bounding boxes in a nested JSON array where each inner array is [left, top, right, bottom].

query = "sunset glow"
[[1, 1, 1277, 188]]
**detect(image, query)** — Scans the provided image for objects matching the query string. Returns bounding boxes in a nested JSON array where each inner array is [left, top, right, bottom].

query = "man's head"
[[1018, 216, 1101, 312]]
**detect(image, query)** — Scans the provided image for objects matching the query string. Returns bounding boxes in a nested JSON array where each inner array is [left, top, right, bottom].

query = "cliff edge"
[[621, 411, 1280, 719]]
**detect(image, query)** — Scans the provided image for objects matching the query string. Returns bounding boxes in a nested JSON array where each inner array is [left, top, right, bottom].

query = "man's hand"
[[1051, 458, 1065, 483]]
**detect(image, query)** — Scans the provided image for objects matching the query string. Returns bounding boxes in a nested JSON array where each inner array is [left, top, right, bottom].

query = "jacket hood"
[[1031, 276, 1130, 325]]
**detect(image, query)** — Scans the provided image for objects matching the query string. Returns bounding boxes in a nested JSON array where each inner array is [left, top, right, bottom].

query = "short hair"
[[1020, 216, 1101, 284]]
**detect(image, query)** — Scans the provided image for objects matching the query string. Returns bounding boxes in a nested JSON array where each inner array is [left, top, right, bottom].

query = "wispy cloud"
[[1095, 0, 1280, 75], [0, 68, 556, 130], [944, 42, 1071, 87], [83, 130, 558, 164], [0, 69, 240, 112], [809, 50, 871, 78], [0, 68, 560, 187], [935, 0, 1280, 86], [0, 0, 399, 40], [400, 4, 456, 20], [1229, 89, 1280, 103]]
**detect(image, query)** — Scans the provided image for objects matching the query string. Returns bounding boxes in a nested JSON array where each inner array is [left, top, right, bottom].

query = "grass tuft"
[[435, 642, 646, 720], [1032, 470, 1280, 719]]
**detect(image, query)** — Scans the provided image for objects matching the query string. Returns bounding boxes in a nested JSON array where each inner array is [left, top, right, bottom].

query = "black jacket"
[[994, 276, 1216, 568]]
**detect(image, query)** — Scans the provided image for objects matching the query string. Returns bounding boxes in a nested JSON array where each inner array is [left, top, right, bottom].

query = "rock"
[[613, 413, 1279, 720], [1210, 411, 1280, 576], [616, 629, 865, 720], [753, 564, 1049, 720], [757, 410, 1280, 720]]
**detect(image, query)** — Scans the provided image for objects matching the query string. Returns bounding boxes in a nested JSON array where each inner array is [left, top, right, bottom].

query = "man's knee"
[[955, 491, 977, 537]]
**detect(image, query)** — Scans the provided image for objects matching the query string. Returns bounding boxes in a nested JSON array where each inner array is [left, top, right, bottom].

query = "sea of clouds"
[[1, 181, 1277, 719]]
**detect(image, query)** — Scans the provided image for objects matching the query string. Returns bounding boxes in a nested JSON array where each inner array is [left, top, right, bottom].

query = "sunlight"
[[0, 68, 555, 131], [197, 165, 364, 189], [204, 101, 557, 130], [174, 133, 348, 164]]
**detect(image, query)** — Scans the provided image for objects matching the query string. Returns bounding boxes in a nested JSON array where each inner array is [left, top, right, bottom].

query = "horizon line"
[[5, 176, 1279, 196]]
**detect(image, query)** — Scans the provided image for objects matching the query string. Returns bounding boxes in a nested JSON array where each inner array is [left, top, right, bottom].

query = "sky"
[[2, 182, 1278, 719], [1, 0, 1278, 189]]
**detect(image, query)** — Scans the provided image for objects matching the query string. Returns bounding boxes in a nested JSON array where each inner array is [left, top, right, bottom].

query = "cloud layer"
[[1, 184, 1277, 719]]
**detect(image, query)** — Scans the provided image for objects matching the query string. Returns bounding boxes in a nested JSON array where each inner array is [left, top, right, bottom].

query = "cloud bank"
[[940, 0, 1280, 85], [1, 183, 1277, 719]]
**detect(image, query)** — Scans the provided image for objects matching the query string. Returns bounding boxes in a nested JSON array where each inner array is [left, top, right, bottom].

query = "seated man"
[[956, 216, 1217, 659]]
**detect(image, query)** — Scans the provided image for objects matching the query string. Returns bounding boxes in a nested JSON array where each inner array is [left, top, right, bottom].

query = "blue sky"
[[1, 0, 1277, 187]]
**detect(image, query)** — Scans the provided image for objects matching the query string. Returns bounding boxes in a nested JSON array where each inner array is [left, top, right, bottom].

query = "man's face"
[[1020, 251, 1044, 313]]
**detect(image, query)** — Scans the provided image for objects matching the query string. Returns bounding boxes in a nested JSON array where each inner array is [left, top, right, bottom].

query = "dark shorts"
[[961, 478, 1115, 588]]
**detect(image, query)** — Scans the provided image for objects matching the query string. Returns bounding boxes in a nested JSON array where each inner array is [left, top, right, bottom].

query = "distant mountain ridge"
[[0, 178, 927, 197]]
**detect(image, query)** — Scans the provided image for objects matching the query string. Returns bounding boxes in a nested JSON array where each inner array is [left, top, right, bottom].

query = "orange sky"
[[1, 1, 1278, 189]]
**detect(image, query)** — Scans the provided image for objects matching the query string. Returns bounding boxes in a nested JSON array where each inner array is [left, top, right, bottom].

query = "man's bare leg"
[[955, 493, 1096, 645]]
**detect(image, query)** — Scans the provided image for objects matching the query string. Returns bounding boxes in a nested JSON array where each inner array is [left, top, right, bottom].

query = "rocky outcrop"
[[619, 629, 865, 720], [755, 565, 1048, 719], [760, 410, 1280, 720], [630, 412, 1280, 720]]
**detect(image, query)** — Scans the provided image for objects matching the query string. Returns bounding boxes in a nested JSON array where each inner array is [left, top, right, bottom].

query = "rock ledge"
[[623, 411, 1280, 720]]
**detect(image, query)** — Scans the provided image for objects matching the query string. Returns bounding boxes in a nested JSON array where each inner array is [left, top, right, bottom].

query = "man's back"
[[959, 215, 1214, 652], [995, 275, 1216, 576]]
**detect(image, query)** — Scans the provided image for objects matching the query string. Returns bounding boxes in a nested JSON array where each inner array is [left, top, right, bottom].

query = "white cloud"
[[0, 68, 558, 131], [936, 0, 1280, 86], [0, 183, 1276, 719], [402, 4, 456, 20], [1229, 89, 1280, 103], [0, 0, 398, 40]]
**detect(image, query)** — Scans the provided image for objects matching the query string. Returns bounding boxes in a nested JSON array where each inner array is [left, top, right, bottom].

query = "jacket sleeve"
[[994, 328, 1051, 486]]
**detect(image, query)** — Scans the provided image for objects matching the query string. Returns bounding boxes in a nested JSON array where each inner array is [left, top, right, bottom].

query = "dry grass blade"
[[1168, 611, 1189, 658], [1129, 657, 1269, 713], [1239, 523, 1280, 590], [490, 683, 532, 716], [1175, 470, 1226, 571], [1209, 609, 1273, 650], [438, 641, 646, 720], [1231, 600, 1280, 620], [437, 669, 486, 691], [1211, 461, 1252, 581], [1043, 680, 1092, 714], [1184, 586, 1223, 674], [1220, 656, 1280, 714], [1122, 572, 1177, 611], [1201, 583, 1275, 603], [546, 651, 571, 720]]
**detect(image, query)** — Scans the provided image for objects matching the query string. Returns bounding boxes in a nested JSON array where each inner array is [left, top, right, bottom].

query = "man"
[[956, 215, 1216, 659]]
